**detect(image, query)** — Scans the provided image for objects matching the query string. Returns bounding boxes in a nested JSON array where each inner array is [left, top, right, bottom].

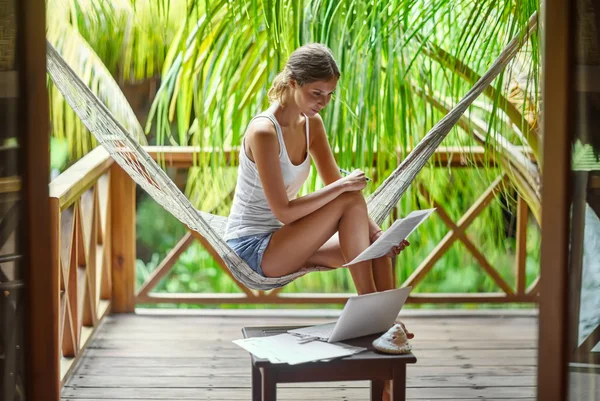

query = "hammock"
[[45, 15, 536, 290]]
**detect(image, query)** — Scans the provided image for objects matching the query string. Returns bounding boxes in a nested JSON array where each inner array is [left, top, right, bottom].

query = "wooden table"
[[242, 326, 417, 401]]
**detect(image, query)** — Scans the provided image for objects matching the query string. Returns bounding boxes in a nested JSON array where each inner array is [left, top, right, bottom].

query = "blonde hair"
[[267, 43, 340, 104]]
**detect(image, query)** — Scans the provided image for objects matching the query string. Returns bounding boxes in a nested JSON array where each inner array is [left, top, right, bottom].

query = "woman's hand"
[[371, 230, 410, 258], [340, 169, 367, 192]]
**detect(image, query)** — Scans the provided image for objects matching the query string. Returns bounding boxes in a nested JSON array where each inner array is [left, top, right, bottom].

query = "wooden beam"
[[189, 231, 256, 298], [136, 292, 538, 305], [49, 147, 113, 210], [537, 0, 572, 398], [407, 293, 537, 304], [404, 175, 506, 289], [267, 286, 286, 297], [515, 196, 529, 295], [567, 172, 589, 360], [417, 181, 514, 295], [144, 146, 536, 168], [110, 165, 136, 313], [527, 276, 540, 296], [575, 324, 600, 358], [136, 232, 195, 297], [19, 0, 59, 398]]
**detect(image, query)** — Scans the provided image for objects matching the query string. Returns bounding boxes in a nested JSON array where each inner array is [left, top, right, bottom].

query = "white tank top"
[[223, 104, 311, 240]]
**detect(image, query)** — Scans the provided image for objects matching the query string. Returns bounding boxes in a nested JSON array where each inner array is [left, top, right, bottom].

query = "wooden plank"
[[67, 373, 537, 388], [97, 312, 537, 323], [76, 363, 537, 377], [60, 386, 537, 399], [408, 293, 536, 304], [137, 292, 537, 305], [93, 315, 538, 333], [60, 313, 540, 400], [62, 399, 535, 401], [89, 338, 537, 351], [76, 346, 537, 359], [82, 335, 539, 352], [49, 147, 114, 211], [110, 165, 136, 312], [81, 351, 537, 368], [89, 329, 538, 341], [143, 146, 535, 168], [92, 314, 536, 326], [90, 329, 538, 342]]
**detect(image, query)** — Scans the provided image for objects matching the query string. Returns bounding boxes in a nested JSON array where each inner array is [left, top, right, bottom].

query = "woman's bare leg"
[[372, 257, 395, 291], [305, 237, 395, 292], [261, 191, 377, 294], [303, 233, 396, 401]]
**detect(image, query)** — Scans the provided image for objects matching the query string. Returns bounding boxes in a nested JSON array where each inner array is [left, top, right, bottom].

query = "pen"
[[297, 336, 320, 344], [339, 168, 371, 182]]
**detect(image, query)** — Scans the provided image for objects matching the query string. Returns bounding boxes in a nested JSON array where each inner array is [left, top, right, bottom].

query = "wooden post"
[[110, 165, 136, 313], [16, 0, 60, 398], [515, 196, 528, 295], [537, 0, 571, 398]]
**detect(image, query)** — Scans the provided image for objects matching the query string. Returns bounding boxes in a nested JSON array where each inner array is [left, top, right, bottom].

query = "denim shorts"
[[226, 233, 273, 277]]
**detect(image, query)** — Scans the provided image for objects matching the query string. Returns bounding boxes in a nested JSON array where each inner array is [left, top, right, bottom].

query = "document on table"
[[343, 208, 436, 266], [233, 334, 366, 365]]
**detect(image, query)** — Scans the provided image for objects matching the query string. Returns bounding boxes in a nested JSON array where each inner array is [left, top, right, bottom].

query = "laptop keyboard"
[[293, 322, 336, 338]]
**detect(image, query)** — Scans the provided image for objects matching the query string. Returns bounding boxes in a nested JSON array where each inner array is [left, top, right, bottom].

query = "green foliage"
[[50, 137, 69, 172], [48, 0, 543, 307], [135, 165, 541, 309]]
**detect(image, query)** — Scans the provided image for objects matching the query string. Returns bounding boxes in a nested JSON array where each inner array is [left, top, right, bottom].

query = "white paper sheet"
[[233, 334, 366, 365], [343, 208, 436, 266]]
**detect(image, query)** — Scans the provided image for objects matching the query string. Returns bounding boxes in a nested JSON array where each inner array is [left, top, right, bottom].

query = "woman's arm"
[[248, 120, 365, 225], [308, 115, 382, 238]]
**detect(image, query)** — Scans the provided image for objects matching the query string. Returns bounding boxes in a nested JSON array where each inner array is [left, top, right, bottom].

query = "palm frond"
[[47, 0, 148, 161]]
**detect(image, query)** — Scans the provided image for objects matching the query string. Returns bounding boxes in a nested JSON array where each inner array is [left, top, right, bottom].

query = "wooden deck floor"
[[61, 311, 539, 400]]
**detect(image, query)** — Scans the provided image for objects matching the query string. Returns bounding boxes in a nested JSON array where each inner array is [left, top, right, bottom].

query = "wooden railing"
[[48, 145, 540, 379], [137, 146, 540, 305], [48, 149, 135, 383]]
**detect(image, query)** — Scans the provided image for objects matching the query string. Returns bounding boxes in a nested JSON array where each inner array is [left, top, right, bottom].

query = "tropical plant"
[[147, 0, 542, 223], [46, 0, 189, 161], [48, 0, 544, 299]]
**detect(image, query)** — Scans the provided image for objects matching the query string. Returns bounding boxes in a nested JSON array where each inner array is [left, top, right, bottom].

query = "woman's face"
[[291, 76, 338, 117]]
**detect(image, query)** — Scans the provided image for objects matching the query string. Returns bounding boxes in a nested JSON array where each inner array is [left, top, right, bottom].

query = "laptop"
[[287, 286, 412, 343]]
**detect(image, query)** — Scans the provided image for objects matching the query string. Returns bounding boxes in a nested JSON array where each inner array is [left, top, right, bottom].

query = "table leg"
[[252, 364, 262, 401], [370, 379, 384, 400], [261, 368, 277, 401], [391, 364, 407, 401]]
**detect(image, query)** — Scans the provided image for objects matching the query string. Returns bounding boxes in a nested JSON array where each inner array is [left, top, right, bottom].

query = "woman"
[[224, 42, 412, 307]]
